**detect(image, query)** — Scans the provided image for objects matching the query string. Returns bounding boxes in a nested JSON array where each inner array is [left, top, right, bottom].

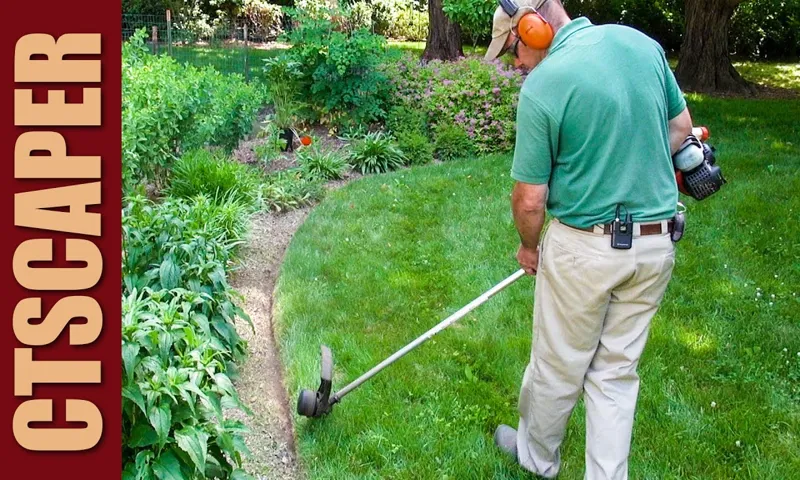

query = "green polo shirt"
[[510, 17, 686, 229]]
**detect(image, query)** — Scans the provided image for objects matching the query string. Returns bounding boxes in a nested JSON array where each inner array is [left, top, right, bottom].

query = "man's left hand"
[[517, 244, 540, 275]]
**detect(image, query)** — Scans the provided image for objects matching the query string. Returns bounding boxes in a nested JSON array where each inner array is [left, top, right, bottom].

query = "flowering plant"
[[382, 54, 525, 154]]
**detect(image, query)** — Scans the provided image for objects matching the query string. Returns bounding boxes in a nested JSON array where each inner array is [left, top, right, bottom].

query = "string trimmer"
[[297, 268, 527, 418]]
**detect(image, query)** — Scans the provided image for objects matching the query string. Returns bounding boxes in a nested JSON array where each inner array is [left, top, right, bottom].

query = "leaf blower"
[[673, 126, 726, 200]]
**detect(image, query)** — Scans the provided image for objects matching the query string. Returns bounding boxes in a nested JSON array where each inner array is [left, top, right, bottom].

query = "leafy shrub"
[[396, 130, 434, 166], [383, 54, 523, 154], [346, 1, 374, 30], [241, 0, 284, 40], [348, 131, 407, 174], [166, 149, 262, 209], [387, 4, 428, 41], [433, 123, 474, 162], [122, 193, 254, 480], [385, 105, 427, 136], [281, 8, 392, 127], [442, 0, 495, 47], [123, 29, 264, 193], [262, 57, 307, 129], [297, 144, 349, 180], [253, 119, 288, 165], [730, 0, 800, 59], [261, 169, 324, 212]]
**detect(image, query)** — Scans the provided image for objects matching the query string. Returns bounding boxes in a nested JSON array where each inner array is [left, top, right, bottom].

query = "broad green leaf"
[[151, 450, 184, 480], [127, 423, 158, 448], [191, 312, 211, 337], [159, 255, 181, 290], [175, 426, 209, 474], [123, 342, 140, 383], [148, 403, 171, 448], [122, 383, 147, 417], [213, 372, 235, 397], [134, 450, 154, 480], [216, 430, 236, 462]]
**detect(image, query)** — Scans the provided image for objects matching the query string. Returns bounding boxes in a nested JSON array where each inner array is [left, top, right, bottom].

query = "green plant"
[[382, 54, 523, 154], [348, 131, 407, 174], [122, 193, 255, 480], [261, 169, 325, 212], [282, 8, 392, 127], [166, 149, 262, 209], [387, 3, 428, 41], [385, 105, 427, 136], [254, 119, 288, 164], [241, 0, 283, 39], [396, 130, 434, 166], [442, 0, 495, 47], [297, 144, 349, 180], [262, 56, 306, 129], [123, 29, 264, 193], [433, 123, 474, 161]]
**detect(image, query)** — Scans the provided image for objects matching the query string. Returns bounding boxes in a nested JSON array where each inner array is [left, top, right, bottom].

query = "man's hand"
[[517, 244, 540, 275]]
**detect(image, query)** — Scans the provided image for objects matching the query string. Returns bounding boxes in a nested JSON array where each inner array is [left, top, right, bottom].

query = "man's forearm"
[[513, 204, 546, 250]]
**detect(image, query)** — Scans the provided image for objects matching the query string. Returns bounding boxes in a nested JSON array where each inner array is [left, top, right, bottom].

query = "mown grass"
[[273, 93, 800, 478]]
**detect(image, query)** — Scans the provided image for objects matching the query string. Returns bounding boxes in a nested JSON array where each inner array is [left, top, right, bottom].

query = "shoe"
[[494, 424, 518, 461]]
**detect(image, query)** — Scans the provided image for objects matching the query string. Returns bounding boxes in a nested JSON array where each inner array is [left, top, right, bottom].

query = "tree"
[[674, 0, 758, 95], [422, 0, 463, 62]]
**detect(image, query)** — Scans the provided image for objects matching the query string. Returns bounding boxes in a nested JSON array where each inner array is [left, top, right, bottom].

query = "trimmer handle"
[[692, 126, 709, 141]]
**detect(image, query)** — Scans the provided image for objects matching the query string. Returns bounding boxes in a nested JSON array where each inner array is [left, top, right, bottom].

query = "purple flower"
[[480, 89, 487, 96], [492, 87, 501, 95], [443, 79, 453, 86]]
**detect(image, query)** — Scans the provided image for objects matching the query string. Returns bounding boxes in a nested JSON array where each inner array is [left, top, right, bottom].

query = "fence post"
[[243, 23, 249, 82], [166, 9, 172, 56], [152, 26, 158, 54]]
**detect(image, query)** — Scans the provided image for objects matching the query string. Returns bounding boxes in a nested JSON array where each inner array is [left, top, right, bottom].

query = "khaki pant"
[[516, 218, 676, 480]]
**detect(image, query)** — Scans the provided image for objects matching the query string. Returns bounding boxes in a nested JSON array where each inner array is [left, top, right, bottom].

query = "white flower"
[[735, 440, 742, 447], [784, 348, 789, 353], [771, 294, 775, 299], [711, 401, 717, 408]]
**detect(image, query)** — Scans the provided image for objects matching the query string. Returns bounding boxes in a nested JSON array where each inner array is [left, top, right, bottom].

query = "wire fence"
[[123, 11, 288, 81]]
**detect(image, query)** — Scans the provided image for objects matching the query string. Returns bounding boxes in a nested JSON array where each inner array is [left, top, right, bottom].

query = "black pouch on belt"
[[611, 204, 633, 249]]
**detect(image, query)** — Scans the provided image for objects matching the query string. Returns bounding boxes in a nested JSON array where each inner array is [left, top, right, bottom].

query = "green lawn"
[[273, 94, 800, 478], [170, 44, 283, 79]]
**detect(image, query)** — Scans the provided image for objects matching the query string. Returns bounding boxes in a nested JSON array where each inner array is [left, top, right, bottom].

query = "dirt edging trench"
[[226, 173, 358, 479]]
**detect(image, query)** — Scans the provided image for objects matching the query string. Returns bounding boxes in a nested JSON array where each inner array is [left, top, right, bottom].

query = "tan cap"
[[485, 0, 547, 61]]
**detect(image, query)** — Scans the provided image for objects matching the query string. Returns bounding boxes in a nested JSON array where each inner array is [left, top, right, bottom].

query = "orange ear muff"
[[517, 12, 553, 50]]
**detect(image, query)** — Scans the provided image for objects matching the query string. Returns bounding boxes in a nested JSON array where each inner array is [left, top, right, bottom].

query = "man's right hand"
[[517, 244, 540, 275]]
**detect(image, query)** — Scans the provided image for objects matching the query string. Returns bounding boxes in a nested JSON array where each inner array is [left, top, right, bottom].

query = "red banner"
[[2, 1, 122, 477]]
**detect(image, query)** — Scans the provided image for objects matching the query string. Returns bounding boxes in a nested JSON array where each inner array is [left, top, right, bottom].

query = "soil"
[[227, 138, 358, 478], [227, 208, 311, 480]]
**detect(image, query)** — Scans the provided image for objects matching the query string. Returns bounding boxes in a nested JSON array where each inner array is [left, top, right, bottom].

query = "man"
[[484, 0, 693, 479]]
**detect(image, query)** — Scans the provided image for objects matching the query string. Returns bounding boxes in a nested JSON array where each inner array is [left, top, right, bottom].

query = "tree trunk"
[[675, 0, 757, 95], [422, 0, 463, 62]]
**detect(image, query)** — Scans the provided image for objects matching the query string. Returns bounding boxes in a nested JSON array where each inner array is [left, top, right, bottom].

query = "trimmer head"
[[297, 345, 336, 417]]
